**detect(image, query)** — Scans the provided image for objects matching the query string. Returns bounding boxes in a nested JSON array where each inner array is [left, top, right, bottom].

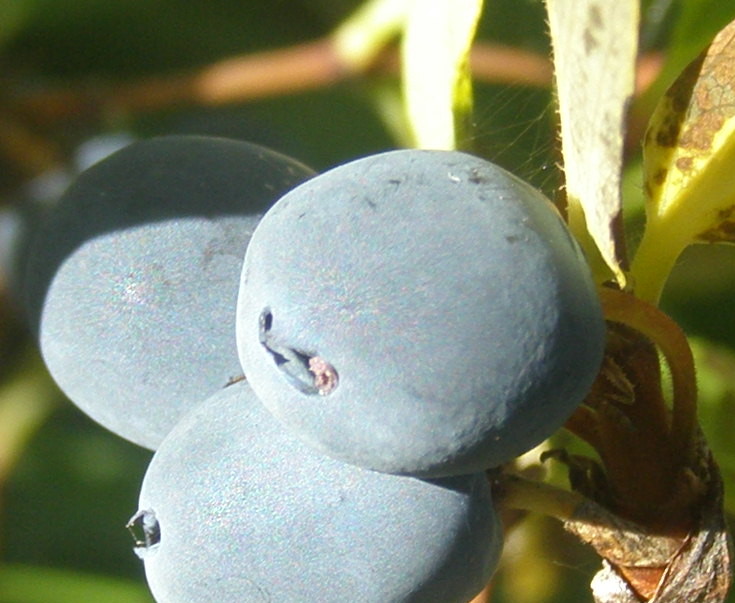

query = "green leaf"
[[0, 564, 153, 603], [401, 0, 484, 150], [332, 0, 410, 73], [0, 0, 37, 49], [545, 0, 639, 287], [0, 348, 58, 484], [632, 17, 735, 304]]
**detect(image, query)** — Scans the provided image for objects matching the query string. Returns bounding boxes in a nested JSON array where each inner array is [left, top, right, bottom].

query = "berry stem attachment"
[[599, 288, 697, 468], [492, 473, 586, 521]]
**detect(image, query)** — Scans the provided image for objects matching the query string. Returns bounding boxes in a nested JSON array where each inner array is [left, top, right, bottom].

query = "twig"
[[9, 38, 662, 126]]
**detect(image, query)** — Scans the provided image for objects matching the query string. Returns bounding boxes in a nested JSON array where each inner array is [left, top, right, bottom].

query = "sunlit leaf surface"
[[402, 0, 484, 150], [332, 0, 409, 72], [546, 0, 638, 287]]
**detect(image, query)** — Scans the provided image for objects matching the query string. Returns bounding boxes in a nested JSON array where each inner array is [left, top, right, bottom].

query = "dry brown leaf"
[[565, 447, 733, 602]]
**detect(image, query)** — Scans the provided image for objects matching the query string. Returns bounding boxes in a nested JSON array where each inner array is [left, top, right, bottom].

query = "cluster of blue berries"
[[24, 135, 605, 602]]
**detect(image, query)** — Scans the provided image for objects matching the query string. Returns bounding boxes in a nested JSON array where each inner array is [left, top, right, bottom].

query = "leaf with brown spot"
[[632, 18, 735, 304], [545, 0, 638, 288]]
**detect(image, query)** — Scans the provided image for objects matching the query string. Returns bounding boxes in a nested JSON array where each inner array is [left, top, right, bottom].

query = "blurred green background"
[[0, 1, 734, 601]]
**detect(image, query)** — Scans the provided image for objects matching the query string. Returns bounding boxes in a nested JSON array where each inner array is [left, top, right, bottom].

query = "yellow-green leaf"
[[632, 18, 735, 304], [332, 0, 410, 73], [546, 0, 639, 288], [401, 0, 484, 150]]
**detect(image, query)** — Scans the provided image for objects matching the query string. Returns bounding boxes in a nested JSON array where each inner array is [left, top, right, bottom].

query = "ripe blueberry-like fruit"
[[236, 149, 605, 477], [131, 381, 502, 603], [24, 135, 314, 449], [0, 133, 133, 306]]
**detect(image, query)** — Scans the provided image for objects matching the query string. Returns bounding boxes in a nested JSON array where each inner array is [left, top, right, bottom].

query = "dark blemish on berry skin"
[[468, 169, 489, 185], [225, 374, 247, 387], [309, 356, 339, 395], [259, 307, 339, 396]]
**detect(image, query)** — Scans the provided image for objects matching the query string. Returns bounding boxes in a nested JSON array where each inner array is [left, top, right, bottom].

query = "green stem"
[[629, 223, 686, 305], [492, 473, 586, 522]]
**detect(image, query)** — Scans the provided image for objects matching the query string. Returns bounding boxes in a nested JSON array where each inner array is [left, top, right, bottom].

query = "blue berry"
[[132, 381, 502, 602], [236, 149, 605, 476], [25, 135, 315, 449]]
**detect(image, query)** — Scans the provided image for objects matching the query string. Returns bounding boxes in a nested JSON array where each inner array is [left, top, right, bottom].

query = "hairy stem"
[[599, 288, 697, 468]]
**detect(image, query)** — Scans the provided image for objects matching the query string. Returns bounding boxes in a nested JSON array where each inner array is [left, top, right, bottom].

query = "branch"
[[8, 38, 661, 126]]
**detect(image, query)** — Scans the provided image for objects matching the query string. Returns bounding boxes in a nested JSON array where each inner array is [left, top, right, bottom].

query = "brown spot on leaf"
[[652, 168, 668, 186], [584, 28, 598, 54], [696, 206, 735, 243], [680, 110, 726, 151], [675, 156, 694, 172], [588, 4, 603, 29], [654, 113, 684, 148], [583, 5, 602, 54]]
